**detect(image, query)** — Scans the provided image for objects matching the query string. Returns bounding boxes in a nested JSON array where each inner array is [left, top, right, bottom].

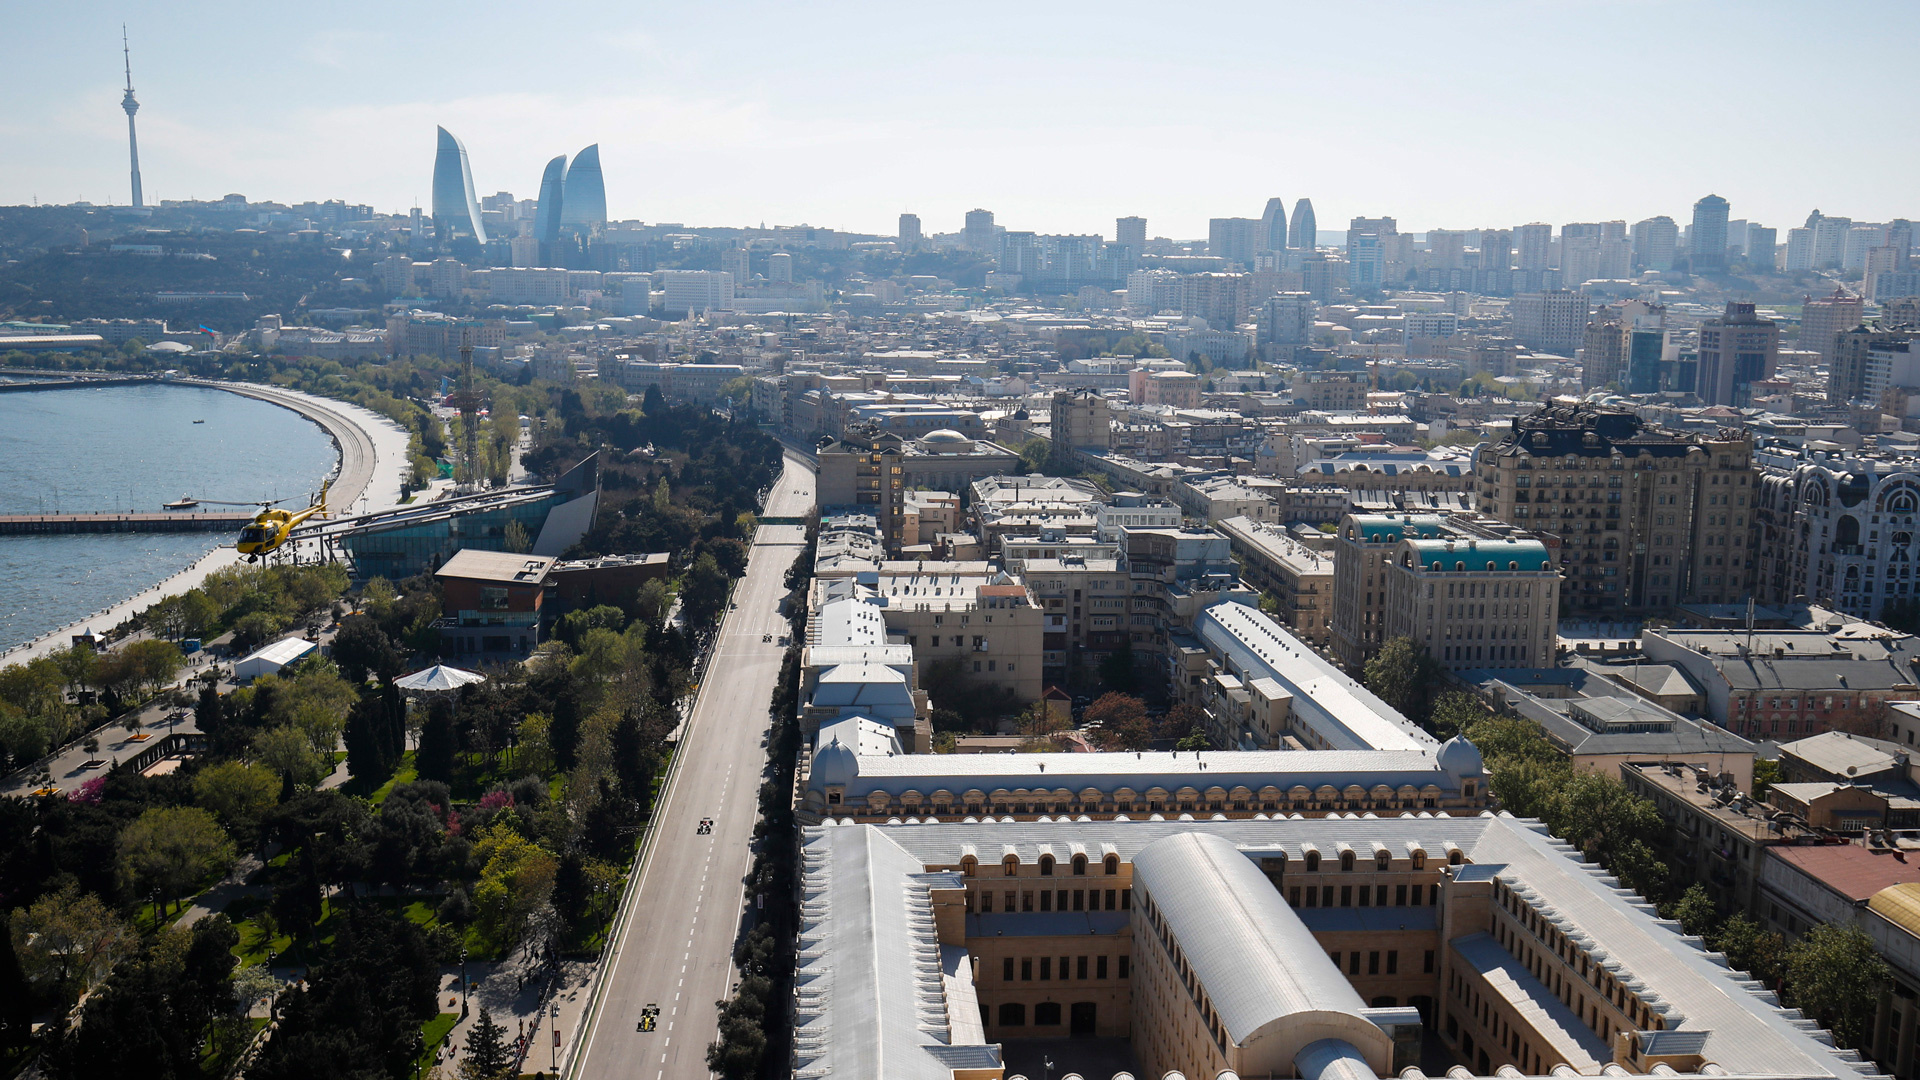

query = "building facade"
[[1475, 404, 1755, 614], [1385, 536, 1560, 670]]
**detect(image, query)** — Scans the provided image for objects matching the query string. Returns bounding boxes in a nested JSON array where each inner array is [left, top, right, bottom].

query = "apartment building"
[[1475, 404, 1755, 614]]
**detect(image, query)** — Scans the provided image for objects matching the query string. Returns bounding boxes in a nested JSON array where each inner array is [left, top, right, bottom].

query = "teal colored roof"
[[1348, 513, 1447, 544], [1403, 537, 1554, 572]]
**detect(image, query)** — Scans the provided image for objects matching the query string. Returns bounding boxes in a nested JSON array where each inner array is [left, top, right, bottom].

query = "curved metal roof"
[[1131, 831, 1386, 1059]]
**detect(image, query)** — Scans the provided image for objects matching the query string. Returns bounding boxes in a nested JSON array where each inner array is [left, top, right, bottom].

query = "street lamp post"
[[460, 948, 469, 1016]]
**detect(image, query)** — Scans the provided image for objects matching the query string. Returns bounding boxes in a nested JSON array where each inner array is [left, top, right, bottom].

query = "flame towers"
[[534, 154, 567, 259], [121, 28, 144, 209], [559, 144, 606, 229], [431, 126, 488, 243]]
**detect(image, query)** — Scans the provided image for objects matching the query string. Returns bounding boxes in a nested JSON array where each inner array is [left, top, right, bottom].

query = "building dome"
[[1437, 735, 1485, 779], [919, 429, 974, 453], [809, 736, 859, 790]]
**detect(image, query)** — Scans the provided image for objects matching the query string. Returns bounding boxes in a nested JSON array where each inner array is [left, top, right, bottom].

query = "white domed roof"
[[921, 428, 970, 443], [810, 736, 859, 789], [1437, 734, 1485, 779]]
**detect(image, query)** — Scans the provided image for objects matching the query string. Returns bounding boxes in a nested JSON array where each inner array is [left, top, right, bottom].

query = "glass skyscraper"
[[560, 144, 607, 228], [431, 126, 488, 243], [535, 154, 567, 253]]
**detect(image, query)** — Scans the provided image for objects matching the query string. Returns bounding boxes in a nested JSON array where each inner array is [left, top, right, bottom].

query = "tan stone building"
[[1475, 404, 1755, 614], [1331, 513, 1450, 670], [1385, 535, 1561, 670], [871, 565, 1046, 704], [1217, 515, 1335, 647]]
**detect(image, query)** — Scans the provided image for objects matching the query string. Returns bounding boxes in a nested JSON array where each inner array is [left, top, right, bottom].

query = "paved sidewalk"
[[429, 947, 596, 1077]]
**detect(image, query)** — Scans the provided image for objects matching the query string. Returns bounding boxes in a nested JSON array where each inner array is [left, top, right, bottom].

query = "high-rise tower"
[[560, 144, 607, 228], [121, 27, 144, 209], [1289, 199, 1316, 253], [1259, 197, 1288, 253], [534, 155, 567, 256], [431, 127, 488, 243]]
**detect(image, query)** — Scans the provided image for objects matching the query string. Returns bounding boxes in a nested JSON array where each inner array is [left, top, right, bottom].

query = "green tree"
[[252, 724, 328, 787], [228, 611, 284, 656], [503, 519, 532, 553], [1712, 912, 1783, 984], [416, 698, 457, 783], [461, 1005, 515, 1079], [1752, 757, 1783, 800], [680, 552, 731, 628], [192, 760, 281, 847], [1363, 637, 1438, 722], [8, 885, 136, 1005], [1668, 883, 1719, 938], [1781, 922, 1890, 1050], [1428, 690, 1488, 739], [1018, 436, 1051, 474], [330, 615, 404, 684], [471, 824, 559, 949], [118, 806, 236, 914]]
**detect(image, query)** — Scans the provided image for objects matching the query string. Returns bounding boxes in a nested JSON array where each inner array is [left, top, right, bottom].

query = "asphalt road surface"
[[570, 449, 814, 1079]]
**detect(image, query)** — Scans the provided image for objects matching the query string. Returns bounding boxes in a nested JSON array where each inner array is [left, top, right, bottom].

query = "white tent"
[[394, 664, 487, 692], [234, 638, 318, 682]]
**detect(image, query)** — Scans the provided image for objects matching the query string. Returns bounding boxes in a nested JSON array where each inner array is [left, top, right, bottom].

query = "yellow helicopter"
[[234, 481, 330, 561]]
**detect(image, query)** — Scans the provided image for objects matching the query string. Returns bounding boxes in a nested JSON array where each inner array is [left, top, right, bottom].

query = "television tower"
[[121, 27, 144, 208]]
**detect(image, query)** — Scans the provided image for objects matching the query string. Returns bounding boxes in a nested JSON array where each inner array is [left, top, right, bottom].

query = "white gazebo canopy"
[[394, 664, 487, 692]]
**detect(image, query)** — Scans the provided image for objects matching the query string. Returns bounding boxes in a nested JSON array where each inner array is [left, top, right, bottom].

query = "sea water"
[[0, 383, 338, 651]]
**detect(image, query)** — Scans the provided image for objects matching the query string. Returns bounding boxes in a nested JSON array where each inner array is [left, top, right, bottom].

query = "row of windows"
[[1289, 882, 1441, 909], [998, 953, 1127, 983], [1328, 948, 1435, 976], [1138, 887, 1232, 1058], [972, 886, 1129, 913]]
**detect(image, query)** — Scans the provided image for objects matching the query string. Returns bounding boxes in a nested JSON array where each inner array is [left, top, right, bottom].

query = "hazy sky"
[[5, 1, 1916, 240]]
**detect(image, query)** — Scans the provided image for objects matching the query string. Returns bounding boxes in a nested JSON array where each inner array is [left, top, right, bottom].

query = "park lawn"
[[368, 751, 419, 805], [229, 892, 446, 966], [417, 1013, 459, 1075]]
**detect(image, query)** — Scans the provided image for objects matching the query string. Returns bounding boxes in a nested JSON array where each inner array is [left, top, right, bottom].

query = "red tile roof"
[[1770, 843, 1920, 902]]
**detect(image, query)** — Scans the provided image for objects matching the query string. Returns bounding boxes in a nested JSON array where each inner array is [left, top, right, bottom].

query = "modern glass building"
[[560, 144, 607, 228], [534, 154, 567, 252], [431, 126, 488, 243], [1290, 197, 1317, 252], [1260, 196, 1288, 253], [335, 454, 599, 580]]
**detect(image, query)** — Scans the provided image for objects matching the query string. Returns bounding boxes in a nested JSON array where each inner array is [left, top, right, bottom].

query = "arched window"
[[961, 855, 977, 877], [1375, 851, 1391, 871], [1039, 854, 1055, 876], [1340, 849, 1356, 872], [1071, 854, 1088, 876], [998, 1003, 1026, 1027], [1411, 851, 1426, 871], [1448, 849, 1464, 865], [1305, 851, 1321, 871], [1003, 855, 1020, 877], [1103, 853, 1119, 876]]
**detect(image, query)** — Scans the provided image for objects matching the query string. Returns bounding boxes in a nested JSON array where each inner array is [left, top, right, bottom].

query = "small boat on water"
[[163, 495, 199, 510], [192, 419, 205, 424]]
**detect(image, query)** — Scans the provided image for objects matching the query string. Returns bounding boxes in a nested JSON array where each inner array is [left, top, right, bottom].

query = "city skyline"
[[4, 1, 1918, 237]]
